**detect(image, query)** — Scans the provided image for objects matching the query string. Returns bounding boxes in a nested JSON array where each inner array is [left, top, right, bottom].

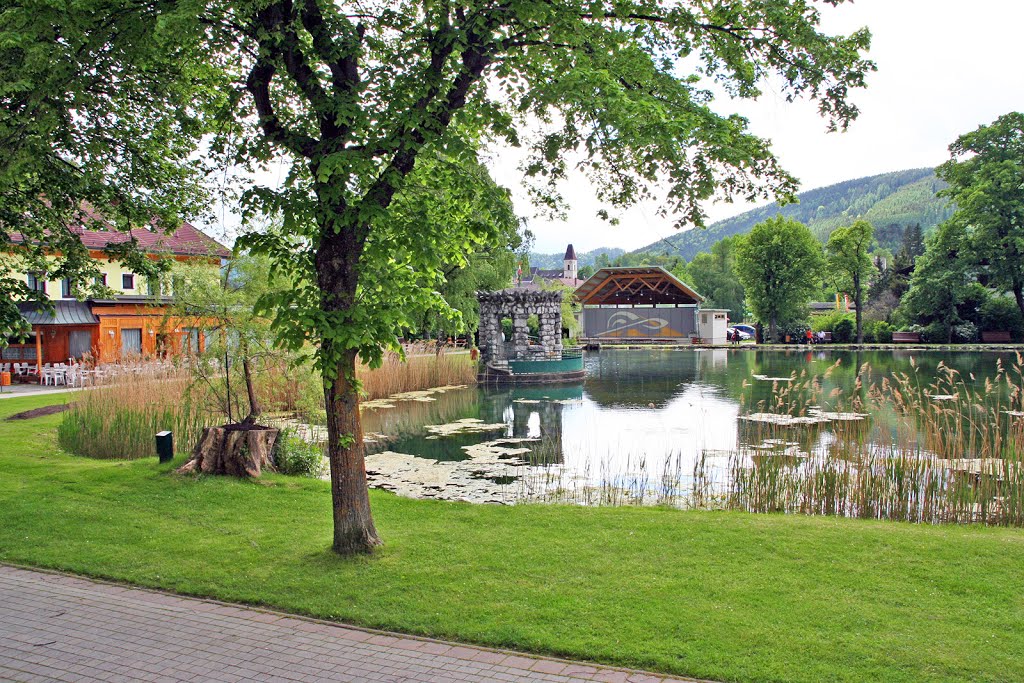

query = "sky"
[[508, 0, 1024, 254]]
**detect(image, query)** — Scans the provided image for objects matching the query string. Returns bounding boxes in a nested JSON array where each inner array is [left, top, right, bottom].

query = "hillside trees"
[[6, 0, 874, 554], [937, 112, 1024, 317], [825, 219, 876, 342], [736, 217, 824, 340], [689, 235, 746, 318]]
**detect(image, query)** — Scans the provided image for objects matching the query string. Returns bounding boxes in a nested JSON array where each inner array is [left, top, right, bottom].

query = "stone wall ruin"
[[477, 290, 563, 364]]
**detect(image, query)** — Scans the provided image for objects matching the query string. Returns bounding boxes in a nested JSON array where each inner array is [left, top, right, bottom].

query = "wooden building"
[[575, 266, 727, 344], [4, 212, 228, 370]]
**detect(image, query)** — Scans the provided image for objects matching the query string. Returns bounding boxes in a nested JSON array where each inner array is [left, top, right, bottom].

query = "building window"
[[95, 273, 108, 287], [27, 272, 46, 294], [122, 273, 135, 290], [121, 328, 143, 356], [61, 278, 72, 298], [147, 278, 157, 296]]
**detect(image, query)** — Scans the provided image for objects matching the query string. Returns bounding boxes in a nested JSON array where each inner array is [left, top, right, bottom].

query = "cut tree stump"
[[177, 424, 280, 477]]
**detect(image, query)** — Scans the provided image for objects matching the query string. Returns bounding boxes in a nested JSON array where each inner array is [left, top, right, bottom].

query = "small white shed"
[[697, 309, 729, 345]]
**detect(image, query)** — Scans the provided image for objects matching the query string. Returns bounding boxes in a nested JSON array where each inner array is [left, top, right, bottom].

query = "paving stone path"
[[0, 565, 705, 683]]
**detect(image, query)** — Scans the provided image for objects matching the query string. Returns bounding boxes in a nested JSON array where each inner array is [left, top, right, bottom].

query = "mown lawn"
[[1, 394, 1021, 683]]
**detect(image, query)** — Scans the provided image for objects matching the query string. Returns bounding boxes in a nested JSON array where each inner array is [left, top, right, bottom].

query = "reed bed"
[[57, 363, 218, 460], [480, 356, 1024, 527], [356, 346, 476, 401]]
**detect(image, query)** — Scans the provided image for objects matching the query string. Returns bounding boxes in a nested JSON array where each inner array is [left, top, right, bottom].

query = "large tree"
[[736, 216, 824, 340], [825, 219, 875, 343], [3, 0, 873, 554], [899, 221, 971, 343], [0, 3, 221, 337], [936, 112, 1024, 316]]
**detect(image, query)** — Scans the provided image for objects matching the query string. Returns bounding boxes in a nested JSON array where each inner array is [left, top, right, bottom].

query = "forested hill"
[[632, 168, 953, 260], [528, 246, 625, 270]]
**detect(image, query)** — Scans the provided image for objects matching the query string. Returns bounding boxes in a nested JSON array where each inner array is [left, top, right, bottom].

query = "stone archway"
[[477, 290, 563, 365]]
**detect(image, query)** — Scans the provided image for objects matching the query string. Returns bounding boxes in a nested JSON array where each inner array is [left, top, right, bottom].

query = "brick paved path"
[[0, 565, 704, 683]]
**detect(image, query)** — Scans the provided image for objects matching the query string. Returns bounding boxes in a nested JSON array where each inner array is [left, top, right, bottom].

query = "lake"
[[360, 348, 1024, 522]]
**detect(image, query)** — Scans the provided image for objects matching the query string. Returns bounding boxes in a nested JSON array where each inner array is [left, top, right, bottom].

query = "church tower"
[[563, 244, 578, 281]]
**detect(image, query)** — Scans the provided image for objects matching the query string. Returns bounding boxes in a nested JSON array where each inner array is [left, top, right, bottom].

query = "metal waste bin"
[[155, 431, 174, 463]]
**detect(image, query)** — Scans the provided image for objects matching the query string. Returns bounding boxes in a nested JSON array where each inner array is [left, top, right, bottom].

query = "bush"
[[979, 296, 1024, 340], [811, 310, 854, 334], [919, 321, 949, 344], [274, 429, 327, 477], [833, 317, 855, 343], [861, 320, 877, 343], [874, 321, 894, 343], [953, 321, 979, 343]]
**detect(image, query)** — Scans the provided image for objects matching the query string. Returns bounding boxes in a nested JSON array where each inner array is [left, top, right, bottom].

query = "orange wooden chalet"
[[5, 212, 229, 371]]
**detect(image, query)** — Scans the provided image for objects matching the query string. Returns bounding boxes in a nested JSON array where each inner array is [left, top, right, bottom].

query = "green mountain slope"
[[528, 246, 625, 270], [634, 168, 953, 260]]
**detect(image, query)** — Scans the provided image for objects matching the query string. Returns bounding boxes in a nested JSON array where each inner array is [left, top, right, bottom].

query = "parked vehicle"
[[730, 324, 756, 339]]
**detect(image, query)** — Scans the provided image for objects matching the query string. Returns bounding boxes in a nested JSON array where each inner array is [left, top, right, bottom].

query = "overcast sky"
[[508, 0, 1024, 254]]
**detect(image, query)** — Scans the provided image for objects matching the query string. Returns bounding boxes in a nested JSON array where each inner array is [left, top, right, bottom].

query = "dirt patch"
[[6, 403, 73, 421]]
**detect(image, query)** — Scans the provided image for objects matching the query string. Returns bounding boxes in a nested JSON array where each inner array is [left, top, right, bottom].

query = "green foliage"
[[688, 235, 746, 317], [736, 217, 824, 339], [866, 320, 894, 343], [632, 168, 951, 261], [832, 317, 855, 343], [937, 112, 1024, 317], [826, 219, 876, 341], [899, 221, 971, 343], [273, 430, 327, 478], [0, 1, 224, 338], [979, 297, 1024, 339], [810, 310, 854, 334]]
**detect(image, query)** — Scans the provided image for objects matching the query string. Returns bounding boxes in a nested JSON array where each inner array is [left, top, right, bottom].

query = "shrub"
[[274, 429, 327, 477], [953, 321, 979, 343], [864, 319, 880, 342], [874, 321, 894, 343], [832, 317, 855, 343], [811, 310, 854, 333], [919, 321, 949, 343], [979, 296, 1024, 340]]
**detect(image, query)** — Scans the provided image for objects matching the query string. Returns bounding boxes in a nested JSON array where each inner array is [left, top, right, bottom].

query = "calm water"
[[362, 348, 1019, 496]]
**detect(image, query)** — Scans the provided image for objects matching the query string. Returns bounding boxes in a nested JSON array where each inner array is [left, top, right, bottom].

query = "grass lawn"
[[1, 394, 1021, 682]]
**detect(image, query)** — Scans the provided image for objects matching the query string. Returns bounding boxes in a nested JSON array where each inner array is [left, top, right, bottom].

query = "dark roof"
[[532, 268, 563, 279], [564, 244, 576, 261], [10, 203, 230, 258], [18, 301, 99, 326]]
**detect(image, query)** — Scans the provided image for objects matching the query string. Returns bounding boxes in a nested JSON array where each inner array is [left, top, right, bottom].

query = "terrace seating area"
[[1, 359, 180, 388]]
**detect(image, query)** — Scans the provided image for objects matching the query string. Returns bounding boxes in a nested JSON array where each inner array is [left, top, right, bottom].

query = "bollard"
[[155, 431, 174, 463]]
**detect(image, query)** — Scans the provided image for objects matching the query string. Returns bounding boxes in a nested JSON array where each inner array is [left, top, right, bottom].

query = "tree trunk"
[[768, 315, 777, 343], [854, 276, 864, 344], [324, 347, 382, 554], [178, 425, 278, 477], [241, 338, 261, 423], [316, 212, 382, 555], [1014, 280, 1024, 320]]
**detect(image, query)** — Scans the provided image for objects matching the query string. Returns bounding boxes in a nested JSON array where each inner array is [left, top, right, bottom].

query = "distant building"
[[517, 244, 581, 290]]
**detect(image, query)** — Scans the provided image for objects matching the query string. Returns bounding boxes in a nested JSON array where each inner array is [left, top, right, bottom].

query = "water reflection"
[[359, 348, 1021, 505]]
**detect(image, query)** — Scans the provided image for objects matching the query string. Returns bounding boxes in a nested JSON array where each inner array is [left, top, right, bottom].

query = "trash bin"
[[0, 372, 10, 387], [155, 431, 174, 463]]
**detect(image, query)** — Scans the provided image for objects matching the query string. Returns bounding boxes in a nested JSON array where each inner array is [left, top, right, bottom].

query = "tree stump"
[[177, 424, 280, 477]]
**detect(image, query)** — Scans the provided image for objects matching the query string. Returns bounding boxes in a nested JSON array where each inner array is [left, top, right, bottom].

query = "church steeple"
[[563, 244, 577, 280]]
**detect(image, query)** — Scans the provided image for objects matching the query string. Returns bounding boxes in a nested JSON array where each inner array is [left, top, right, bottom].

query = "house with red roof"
[[5, 210, 230, 370]]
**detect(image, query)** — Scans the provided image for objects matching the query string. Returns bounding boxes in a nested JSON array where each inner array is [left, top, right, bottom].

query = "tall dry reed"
[[58, 364, 219, 460]]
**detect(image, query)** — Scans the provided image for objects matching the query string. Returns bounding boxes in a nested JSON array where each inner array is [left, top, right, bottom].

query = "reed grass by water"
[[507, 355, 1024, 526], [58, 349, 477, 460]]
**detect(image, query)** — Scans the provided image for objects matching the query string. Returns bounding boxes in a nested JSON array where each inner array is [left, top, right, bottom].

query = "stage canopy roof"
[[574, 267, 704, 307]]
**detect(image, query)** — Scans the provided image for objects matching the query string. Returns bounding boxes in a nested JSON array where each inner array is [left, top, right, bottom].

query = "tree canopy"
[[825, 219, 875, 342], [2, 0, 873, 553], [736, 216, 824, 339], [936, 112, 1024, 316]]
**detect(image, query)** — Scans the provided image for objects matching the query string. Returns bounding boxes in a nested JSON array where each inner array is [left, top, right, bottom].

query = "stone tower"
[[563, 243, 577, 281]]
